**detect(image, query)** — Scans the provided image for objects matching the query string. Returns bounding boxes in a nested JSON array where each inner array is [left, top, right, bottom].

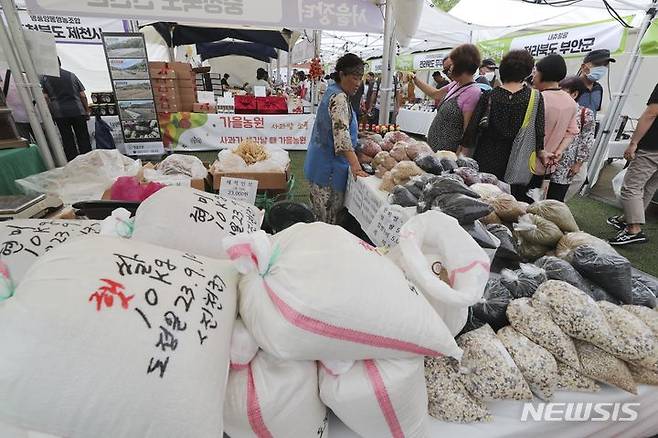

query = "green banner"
[[396, 54, 414, 71], [641, 20, 658, 56]]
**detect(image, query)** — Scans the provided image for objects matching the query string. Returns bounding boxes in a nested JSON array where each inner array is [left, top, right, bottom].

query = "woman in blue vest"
[[304, 53, 368, 224]]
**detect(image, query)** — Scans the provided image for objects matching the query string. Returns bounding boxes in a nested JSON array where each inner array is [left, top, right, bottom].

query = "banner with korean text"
[[159, 113, 315, 151]]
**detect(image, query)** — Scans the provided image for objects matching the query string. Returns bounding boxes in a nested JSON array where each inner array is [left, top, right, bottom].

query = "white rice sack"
[[225, 352, 327, 438], [132, 186, 262, 259], [574, 340, 638, 394], [320, 358, 427, 438], [391, 211, 490, 336], [224, 225, 462, 361], [0, 219, 101, 284], [507, 297, 581, 370], [532, 280, 614, 351], [0, 237, 238, 438], [555, 362, 600, 392], [424, 357, 492, 423], [597, 301, 655, 362], [496, 326, 558, 400], [456, 325, 533, 401]]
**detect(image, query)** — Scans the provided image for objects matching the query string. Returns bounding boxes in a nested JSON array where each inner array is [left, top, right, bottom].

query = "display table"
[[397, 108, 435, 136], [0, 145, 46, 195], [330, 385, 658, 438], [159, 112, 315, 151]]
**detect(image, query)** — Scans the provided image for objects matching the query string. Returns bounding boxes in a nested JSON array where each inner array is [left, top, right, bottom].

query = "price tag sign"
[[219, 177, 258, 205]]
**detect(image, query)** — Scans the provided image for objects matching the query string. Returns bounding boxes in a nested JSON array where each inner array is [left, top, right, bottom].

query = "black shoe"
[[609, 229, 648, 246], [607, 215, 627, 231]]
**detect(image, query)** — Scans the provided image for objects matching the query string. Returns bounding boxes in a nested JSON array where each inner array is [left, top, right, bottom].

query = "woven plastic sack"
[[555, 231, 616, 261], [574, 340, 638, 394], [513, 214, 563, 248], [486, 194, 526, 222], [424, 356, 492, 423], [456, 325, 533, 401], [534, 256, 588, 291], [527, 200, 579, 233], [225, 352, 326, 438], [320, 358, 427, 438], [0, 219, 101, 285], [390, 211, 490, 336], [571, 245, 633, 304], [500, 263, 547, 298], [224, 225, 462, 361], [507, 297, 581, 370], [0, 237, 238, 438], [132, 187, 262, 260], [497, 326, 558, 400], [555, 362, 600, 392], [532, 280, 614, 351]]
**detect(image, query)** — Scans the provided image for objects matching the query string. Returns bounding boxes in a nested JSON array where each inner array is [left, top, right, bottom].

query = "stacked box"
[[148, 61, 198, 113], [193, 102, 217, 114]]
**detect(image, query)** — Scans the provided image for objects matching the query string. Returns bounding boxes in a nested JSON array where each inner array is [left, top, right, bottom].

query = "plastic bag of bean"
[[390, 186, 418, 208], [431, 194, 494, 225], [440, 159, 458, 172], [380, 172, 395, 192], [414, 154, 444, 175], [456, 325, 533, 401], [555, 231, 616, 262], [421, 177, 479, 199], [481, 211, 503, 226], [534, 256, 588, 291], [571, 245, 633, 304], [527, 200, 579, 233], [487, 194, 526, 223], [555, 362, 600, 393], [479, 173, 500, 185], [456, 157, 479, 171], [628, 363, 658, 385], [631, 275, 658, 308], [372, 151, 390, 169], [381, 140, 395, 151], [574, 339, 638, 394], [454, 167, 482, 186], [361, 139, 383, 158], [582, 277, 621, 304], [356, 152, 372, 164], [391, 161, 424, 186], [487, 224, 519, 260], [516, 235, 551, 263], [469, 277, 513, 332], [384, 130, 411, 144], [404, 180, 424, 199], [513, 214, 563, 248], [470, 183, 503, 200], [496, 326, 558, 400], [501, 264, 547, 298], [436, 150, 458, 161], [390, 141, 411, 162], [375, 166, 389, 179], [424, 357, 492, 423], [623, 304, 658, 335], [506, 297, 581, 370], [462, 221, 500, 249], [597, 301, 655, 362], [532, 280, 614, 351], [406, 141, 433, 161]]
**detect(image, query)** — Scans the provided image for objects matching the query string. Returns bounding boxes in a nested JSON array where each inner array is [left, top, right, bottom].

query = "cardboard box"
[[151, 78, 176, 88], [152, 86, 179, 101], [177, 78, 197, 89], [210, 165, 290, 192], [193, 102, 217, 113], [155, 102, 180, 113], [171, 62, 194, 80]]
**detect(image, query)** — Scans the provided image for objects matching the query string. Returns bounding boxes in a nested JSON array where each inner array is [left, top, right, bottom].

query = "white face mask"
[[484, 71, 496, 82]]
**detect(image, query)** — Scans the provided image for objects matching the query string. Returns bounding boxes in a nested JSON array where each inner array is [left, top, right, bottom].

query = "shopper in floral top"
[[304, 54, 367, 224], [548, 76, 596, 201]]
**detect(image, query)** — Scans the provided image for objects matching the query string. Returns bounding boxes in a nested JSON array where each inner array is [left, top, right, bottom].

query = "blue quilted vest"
[[304, 82, 358, 193]]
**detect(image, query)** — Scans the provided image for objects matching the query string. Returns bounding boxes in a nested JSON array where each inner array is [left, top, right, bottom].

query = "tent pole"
[[0, 0, 67, 167], [0, 15, 55, 169], [276, 49, 281, 84], [311, 30, 321, 114], [585, 0, 657, 191], [379, 0, 395, 126], [287, 44, 293, 85]]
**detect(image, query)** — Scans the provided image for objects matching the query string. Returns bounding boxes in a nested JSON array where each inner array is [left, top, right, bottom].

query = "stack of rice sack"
[[222, 212, 489, 438]]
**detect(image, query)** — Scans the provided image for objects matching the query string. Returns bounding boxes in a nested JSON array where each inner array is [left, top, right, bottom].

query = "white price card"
[[219, 177, 258, 205]]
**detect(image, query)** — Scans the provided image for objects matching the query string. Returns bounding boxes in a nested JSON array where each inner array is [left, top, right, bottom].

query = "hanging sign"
[[102, 32, 164, 156], [25, 0, 384, 33], [16, 11, 126, 45], [478, 17, 629, 62], [412, 51, 448, 71]]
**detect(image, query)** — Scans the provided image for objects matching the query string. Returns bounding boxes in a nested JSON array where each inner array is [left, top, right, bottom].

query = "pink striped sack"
[[223, 223, 462, 361], [388, 211, 490, 336], [224, 321, 328, 438], [319, 358, 428, 438]]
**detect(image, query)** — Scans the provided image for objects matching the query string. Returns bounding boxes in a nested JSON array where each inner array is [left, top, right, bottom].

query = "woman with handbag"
[[469, 50, 547, 201]]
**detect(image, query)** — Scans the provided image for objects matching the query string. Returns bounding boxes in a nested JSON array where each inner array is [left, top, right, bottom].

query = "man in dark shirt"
[[41, 58, 90, 161], [608, 83, 658, 245], [578, 49, 615, 117]]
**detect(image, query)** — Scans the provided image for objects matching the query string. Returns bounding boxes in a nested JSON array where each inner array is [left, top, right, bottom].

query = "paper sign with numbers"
[[365, 205, 412, 248], [219, 177, 258, 205]]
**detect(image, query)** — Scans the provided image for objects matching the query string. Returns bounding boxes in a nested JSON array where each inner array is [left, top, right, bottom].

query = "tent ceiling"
[[197, 41, 278, 63]]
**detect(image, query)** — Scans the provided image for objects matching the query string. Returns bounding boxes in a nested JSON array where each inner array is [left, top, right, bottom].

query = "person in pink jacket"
[[531, 54, 580, 201]]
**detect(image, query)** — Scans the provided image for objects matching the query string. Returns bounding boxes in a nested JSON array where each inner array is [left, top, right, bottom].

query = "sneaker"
[[609, 229, 648, 246], [607, 215, 627, 231]]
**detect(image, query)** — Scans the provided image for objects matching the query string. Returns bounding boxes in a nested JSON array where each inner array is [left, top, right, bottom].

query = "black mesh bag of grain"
[[470, 277, 514, 332], [430, 194, 494, 225], [571, 245, 633, 304], [501, 264, 548, 299], [534, 256, 588, 291], [487, 224, 519, 260], [415, 155, 444, 175], [631, 275, 658, 309], [462, 221, 499, 250], [390, 186, 418, 208]]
